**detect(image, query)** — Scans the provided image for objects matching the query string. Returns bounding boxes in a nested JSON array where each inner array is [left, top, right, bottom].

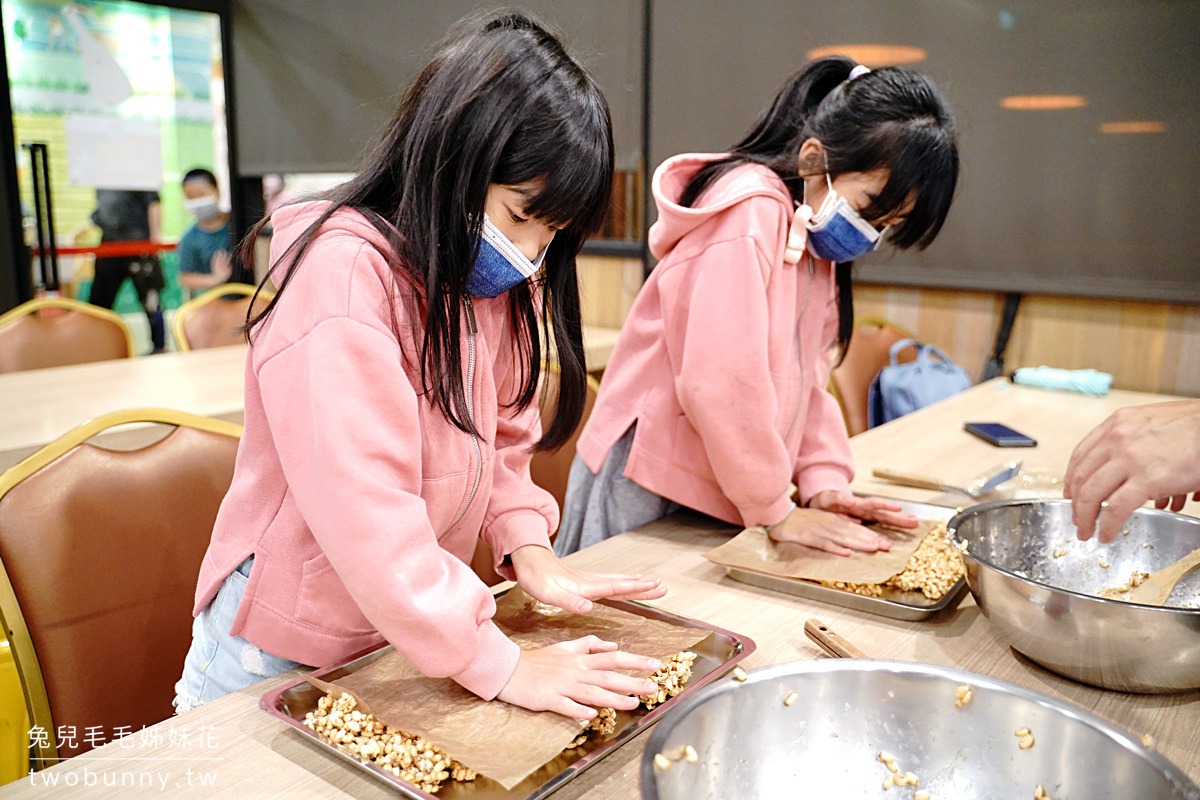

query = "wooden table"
[[0, 328, 620, 472], [3, 380, 1197, 797], [0, 347, 249, 471], [848, 378, 1200, 518]]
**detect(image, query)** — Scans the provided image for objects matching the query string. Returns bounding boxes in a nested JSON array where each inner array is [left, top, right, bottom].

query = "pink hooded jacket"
[[192, 202, 558, 700], [576, 154, 855, 528]]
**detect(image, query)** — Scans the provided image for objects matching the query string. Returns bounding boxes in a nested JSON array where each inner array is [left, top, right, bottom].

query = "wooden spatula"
[[1125, 546, 1200, 606]]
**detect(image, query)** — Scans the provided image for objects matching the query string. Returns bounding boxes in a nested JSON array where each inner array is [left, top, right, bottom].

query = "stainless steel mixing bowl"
[[640, 660, 1200, 799], [948, 499, 1200, 693]]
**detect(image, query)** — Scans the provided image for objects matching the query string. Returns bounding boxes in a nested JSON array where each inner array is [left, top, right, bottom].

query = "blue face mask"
[[465, 215, 551, 298], [805, 174, 887, 263]]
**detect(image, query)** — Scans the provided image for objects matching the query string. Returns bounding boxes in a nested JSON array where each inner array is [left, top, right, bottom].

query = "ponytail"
[[678, 57, 855, 209], [677, 56, 958, 362]]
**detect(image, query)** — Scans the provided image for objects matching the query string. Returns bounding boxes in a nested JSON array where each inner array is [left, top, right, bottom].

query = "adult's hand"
[[510, 544, 667, 615], [1064, 399, 1200, 542]]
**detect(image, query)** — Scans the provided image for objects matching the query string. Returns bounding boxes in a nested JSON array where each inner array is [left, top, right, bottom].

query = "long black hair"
[[679, 57, 958, 357], [239, 10, 612, 451]]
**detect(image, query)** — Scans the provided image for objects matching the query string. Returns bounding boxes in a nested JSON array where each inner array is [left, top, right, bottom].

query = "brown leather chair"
[[470, 366, 599, 586], [172, 284, 274, 352], [0, 298, 135, 373], [0, 408, 241, 766], [830, 317, 917, 437]]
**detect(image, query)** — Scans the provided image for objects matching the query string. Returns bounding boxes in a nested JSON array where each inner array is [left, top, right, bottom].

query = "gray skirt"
[[553, 424, 681, 556]]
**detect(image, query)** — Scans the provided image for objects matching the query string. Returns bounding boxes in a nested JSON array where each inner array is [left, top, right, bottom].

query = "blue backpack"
[[868, 338, 972, 429]]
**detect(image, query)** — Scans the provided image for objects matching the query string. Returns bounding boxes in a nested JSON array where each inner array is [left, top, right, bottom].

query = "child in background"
[[175, 10, 665, 722], [176, 168, 233, 296], [556, 58, 959, 556]]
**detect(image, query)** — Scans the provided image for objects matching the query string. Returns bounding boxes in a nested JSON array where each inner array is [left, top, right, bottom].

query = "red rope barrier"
[[34, 241, 177, 258]]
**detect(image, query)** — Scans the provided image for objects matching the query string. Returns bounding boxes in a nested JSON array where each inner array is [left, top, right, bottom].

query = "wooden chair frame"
[[0, 408, 242, 768]]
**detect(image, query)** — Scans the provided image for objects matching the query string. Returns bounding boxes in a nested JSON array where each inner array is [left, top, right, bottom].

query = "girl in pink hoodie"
[[556, 58, 959, 556], [174, 11, 666, 722]]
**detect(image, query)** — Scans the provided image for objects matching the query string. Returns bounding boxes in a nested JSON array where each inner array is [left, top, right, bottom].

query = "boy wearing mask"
[[177, 168, 233, 296]]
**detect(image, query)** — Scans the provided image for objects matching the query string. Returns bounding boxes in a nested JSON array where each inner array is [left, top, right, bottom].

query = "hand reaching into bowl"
[[1065, 399, 1200, 542]]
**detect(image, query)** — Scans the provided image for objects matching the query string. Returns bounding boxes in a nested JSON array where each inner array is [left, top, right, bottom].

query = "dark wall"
[[650, 0, 1200, 303], [230, 0, 1199, 304], [232, 0, 643, 175], [0, 26, 27, 311]]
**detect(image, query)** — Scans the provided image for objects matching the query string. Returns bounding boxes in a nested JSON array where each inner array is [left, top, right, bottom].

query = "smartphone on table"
[[963, 422, 1037, 447]]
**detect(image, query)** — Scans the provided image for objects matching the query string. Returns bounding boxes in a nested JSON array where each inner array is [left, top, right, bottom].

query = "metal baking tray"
[[725, 499, 968, 621], [260, 594, 755, 799]]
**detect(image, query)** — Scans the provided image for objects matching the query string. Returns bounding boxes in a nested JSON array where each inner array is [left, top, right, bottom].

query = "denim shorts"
[[173, 556, 305, 714]]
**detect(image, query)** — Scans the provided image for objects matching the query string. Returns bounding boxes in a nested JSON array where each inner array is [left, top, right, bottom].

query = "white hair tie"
[[849, 64, 871, 80]]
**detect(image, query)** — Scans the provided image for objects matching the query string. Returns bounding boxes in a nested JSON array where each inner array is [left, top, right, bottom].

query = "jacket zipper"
[[783, 253, 815, 441], [450, 296, 483, 528]]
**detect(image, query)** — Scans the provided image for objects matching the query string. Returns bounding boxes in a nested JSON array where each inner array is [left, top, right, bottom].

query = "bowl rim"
[[639, 658, 1200, 800], [946, 498, 1200, 614]]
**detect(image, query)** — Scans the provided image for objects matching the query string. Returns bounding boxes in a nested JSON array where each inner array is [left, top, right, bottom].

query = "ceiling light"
[[1100, 121, 1166, 134], [1000, 95, 1088, 110], [806, 45, 927, 66]]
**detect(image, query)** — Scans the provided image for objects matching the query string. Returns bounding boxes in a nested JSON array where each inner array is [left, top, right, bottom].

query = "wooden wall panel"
[[856, 286, 1198, 396], [576, 255, 1200, 397], [857, 286, 1198, 396], [1163, 306, 1200, 397], [576, 255, 643, 330], [853, 285, 1002, 383]]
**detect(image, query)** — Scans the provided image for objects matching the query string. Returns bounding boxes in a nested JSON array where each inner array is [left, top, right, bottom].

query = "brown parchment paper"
[[304, 588, 708, 790], [704, 519, 942, 584]]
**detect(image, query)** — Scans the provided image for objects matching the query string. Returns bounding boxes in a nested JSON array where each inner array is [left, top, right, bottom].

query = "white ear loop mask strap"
[[481, 215, 547, 278], [807, 178, 883, 246]]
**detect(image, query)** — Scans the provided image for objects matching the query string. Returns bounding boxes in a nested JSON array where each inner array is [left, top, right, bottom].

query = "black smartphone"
[[963, 422, 1037, 447]]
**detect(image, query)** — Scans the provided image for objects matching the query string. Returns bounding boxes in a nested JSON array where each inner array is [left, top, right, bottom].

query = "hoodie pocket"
[[295, 553, 376, 637]]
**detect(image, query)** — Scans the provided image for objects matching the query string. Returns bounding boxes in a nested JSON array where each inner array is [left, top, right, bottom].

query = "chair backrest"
[[470, 367, 599, 586], [173, 283, 273, 352], [0, 409, 241, 765], [0, 298, 135, 373], [830, 317, 917, 437]]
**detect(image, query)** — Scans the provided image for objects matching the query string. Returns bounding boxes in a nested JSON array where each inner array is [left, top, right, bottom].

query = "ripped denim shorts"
[[173, 556, 305, 714]]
